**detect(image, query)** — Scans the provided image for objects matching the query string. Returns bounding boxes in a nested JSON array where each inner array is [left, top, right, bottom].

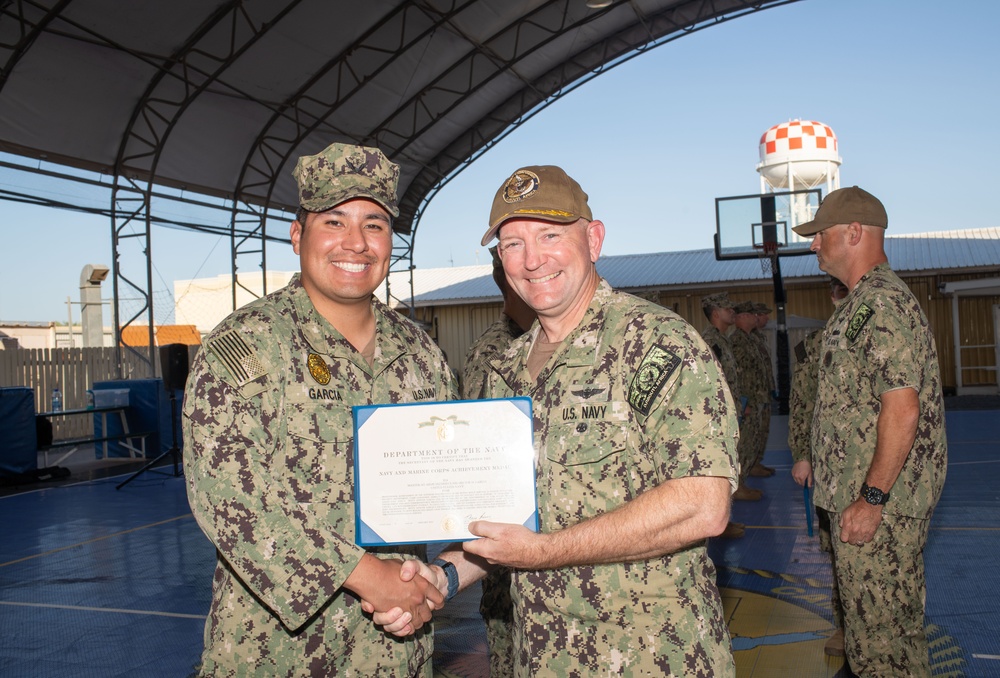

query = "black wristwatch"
[[431, 558, 460, 600], [860, 482, 890, 506]]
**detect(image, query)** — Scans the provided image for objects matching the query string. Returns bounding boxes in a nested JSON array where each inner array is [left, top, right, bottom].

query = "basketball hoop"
[[755, 242, 780, 275]]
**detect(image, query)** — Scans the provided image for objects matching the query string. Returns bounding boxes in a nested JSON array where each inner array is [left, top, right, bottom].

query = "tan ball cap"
[[482, 165, 592, 246], [791, 186, 887, 237]]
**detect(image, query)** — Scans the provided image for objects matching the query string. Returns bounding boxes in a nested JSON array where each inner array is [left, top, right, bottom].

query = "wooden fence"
[[0, 346, 199, 438]]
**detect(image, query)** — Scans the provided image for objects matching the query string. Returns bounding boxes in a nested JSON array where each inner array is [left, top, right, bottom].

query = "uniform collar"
[[854, 261, 892, 290], [492, 278, 611, 393], [287, 274, 409, 373]]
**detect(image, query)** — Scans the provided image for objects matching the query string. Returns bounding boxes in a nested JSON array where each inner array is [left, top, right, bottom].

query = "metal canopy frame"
[[0, 0, 797, 376]]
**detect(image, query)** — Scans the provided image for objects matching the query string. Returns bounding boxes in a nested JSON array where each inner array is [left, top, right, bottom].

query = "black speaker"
[[160, 343, 190, 391]]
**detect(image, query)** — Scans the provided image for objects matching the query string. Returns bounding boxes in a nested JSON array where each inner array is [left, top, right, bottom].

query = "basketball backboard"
[[713, 189, 822, 260]]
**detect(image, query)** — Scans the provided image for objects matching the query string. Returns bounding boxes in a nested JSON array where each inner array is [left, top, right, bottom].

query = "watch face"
[[862, 484, 888, 505]]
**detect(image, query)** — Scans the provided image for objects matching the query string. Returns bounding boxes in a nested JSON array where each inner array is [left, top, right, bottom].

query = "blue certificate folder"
[[353, 397, 539, 547]]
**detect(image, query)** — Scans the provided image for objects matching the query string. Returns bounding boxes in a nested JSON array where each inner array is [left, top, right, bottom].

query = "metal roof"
[[397, 227, 1000, 305], [0, 0, 791, 237], [0, 0, 797, 370]]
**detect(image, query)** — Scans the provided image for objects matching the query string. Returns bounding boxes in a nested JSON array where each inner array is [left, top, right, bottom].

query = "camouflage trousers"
[[816, 507, 843, 629], [735, 425, 753, 482], [480, 567, 515, 678], [509, 567, 735, 678], [830, 512, 931, 677], [751, 402, 770, 467], [736, 403, 769, 479]]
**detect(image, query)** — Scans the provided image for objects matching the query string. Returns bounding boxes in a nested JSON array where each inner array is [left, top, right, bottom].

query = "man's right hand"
[[345, 554, 443, 634]]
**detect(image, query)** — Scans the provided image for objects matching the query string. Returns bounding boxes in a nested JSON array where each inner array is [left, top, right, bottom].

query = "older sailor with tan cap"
[[378, 164, 740, 675], [183, 141, 454, 677], [795, 186, 947, 676]]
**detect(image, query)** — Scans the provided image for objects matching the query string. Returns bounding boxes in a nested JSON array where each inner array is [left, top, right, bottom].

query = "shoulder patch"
[[207, 329, 267, 386], [845, 303, 875, 342], [627, 343, 681, 415], [793, 340, 807, 363]]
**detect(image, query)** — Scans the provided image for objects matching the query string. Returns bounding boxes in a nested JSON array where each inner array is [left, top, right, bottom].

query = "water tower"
[[756, 120, 841, 239]]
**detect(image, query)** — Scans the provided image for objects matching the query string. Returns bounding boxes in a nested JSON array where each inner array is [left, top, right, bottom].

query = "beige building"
[[170, 228, 1000, 396], [0, 322, 116, 349]]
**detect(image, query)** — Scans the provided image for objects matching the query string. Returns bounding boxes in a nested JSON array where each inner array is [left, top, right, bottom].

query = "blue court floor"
[[1, 408, 997, 677]]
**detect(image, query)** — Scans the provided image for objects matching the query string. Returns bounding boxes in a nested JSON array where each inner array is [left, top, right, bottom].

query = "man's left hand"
[[463, 521, 548, 569], [839, 498, 883, 546]]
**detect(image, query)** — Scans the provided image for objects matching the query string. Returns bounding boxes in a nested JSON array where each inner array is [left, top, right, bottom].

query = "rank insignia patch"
[[845, 303, 875, 342], [628, 344, 681, 415], [307, 353, 331, 385]]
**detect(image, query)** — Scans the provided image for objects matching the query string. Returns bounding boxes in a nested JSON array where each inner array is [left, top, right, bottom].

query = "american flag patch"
[[207, 330, 266, 386]]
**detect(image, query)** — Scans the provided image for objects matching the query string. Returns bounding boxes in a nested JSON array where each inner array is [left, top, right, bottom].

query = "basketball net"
[[757, 242, 779, 275]]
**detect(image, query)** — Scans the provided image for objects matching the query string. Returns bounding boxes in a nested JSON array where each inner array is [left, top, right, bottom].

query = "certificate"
[[353, 397, 538, 546]]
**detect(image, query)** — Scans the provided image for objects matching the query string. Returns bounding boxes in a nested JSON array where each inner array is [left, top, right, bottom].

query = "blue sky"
[[2, 0, 998, 323]]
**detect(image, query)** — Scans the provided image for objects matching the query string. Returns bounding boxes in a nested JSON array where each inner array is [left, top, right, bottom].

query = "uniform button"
[[576, 423, 587, 433]]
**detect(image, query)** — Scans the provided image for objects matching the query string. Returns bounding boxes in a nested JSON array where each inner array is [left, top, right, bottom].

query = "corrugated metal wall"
[[413, 303, 503, 382], [415, 271, 998, 394], [947, 282, 999, 387]]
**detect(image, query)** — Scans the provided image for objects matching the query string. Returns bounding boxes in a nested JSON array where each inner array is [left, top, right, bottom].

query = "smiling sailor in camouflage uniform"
[[183, 142, 454, 676], [376, 165, 739, 676], [794, 186, 947, 677]]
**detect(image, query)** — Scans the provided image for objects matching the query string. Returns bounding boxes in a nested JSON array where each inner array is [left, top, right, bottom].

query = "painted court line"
[[0, 514, 194, 568], [0, 600, 205, 620]]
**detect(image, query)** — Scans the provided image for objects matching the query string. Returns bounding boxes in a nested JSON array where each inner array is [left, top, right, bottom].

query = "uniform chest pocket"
[[821, 334, 855, 369], [545, 418, 629, 466], [283, 411, 353, 505], [542, 417, 634, 512]]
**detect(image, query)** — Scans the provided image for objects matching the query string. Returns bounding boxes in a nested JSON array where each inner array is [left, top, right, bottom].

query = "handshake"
[[360, 558, 453, 636], [356, 518, 539, 636]]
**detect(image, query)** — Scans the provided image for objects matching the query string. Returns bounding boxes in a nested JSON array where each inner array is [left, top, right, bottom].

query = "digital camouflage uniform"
[[485, 280, 739, 677], [812, 263, 947, 677], [788, 330, 822, 468], [183, 274, 456, 677], [749, 325, 774, 466], [729, 326, 768, 480], [788, 329, 842, 630], [699, 324, 740, 409], [462, 312, 524, 401], [461, 311, 526, 678]]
